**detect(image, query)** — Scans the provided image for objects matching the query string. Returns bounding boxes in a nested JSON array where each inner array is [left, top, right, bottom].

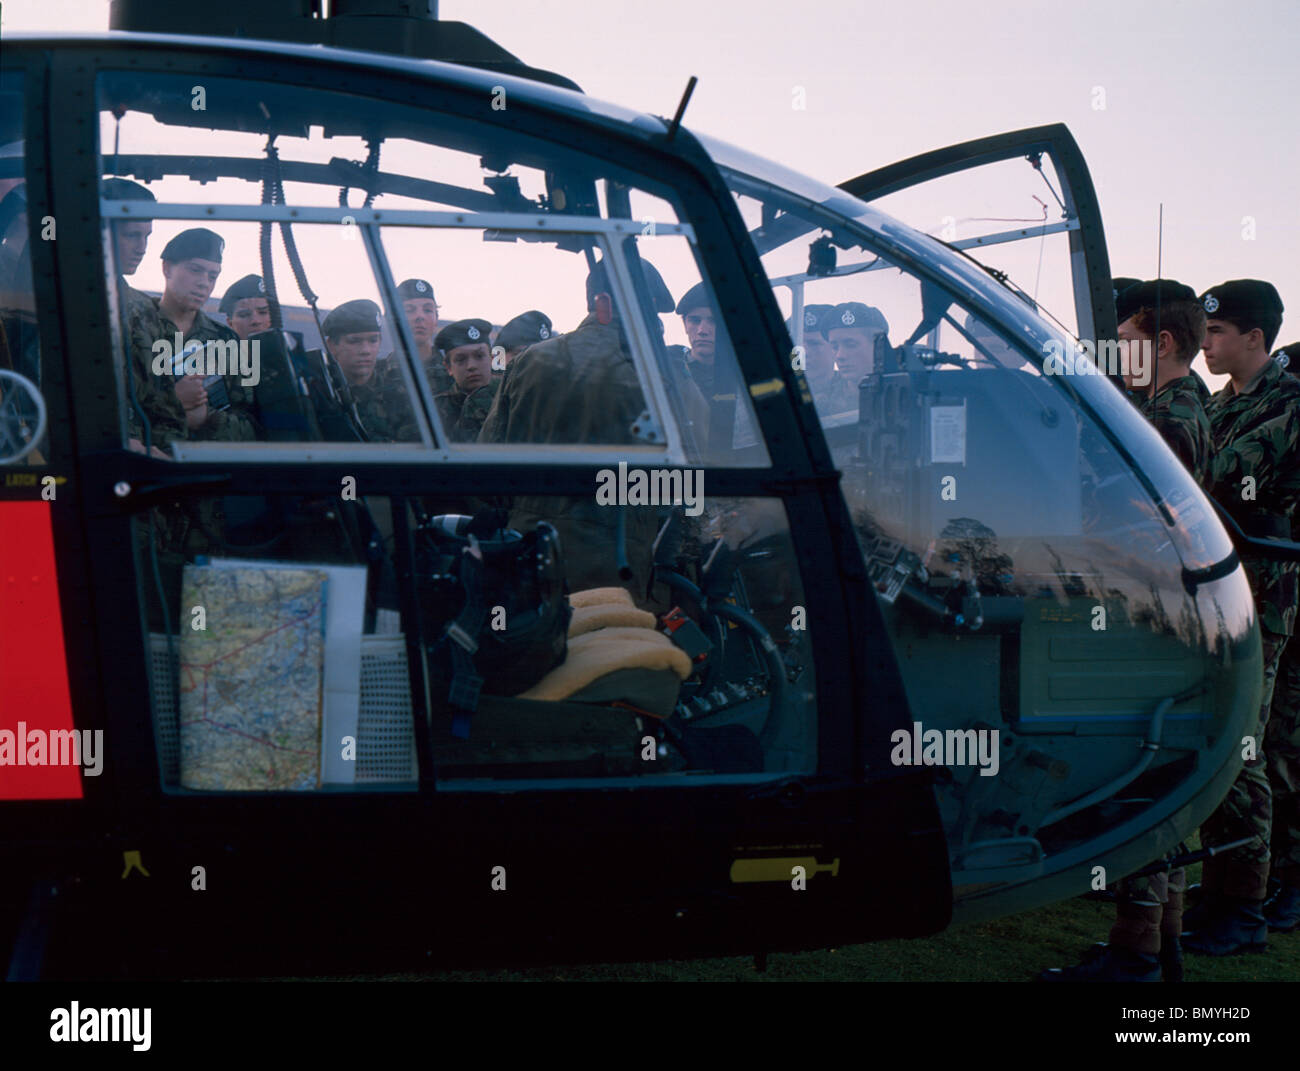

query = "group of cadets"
[[107, 176, 557, 454], [786, 301, 889, 418], [1043, 275, 1300, 981]]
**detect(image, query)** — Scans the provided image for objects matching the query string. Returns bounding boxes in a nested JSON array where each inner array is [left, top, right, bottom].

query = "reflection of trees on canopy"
[[1044, 543, 1090, 600], [1131, 581, 1173, 636], [1177, 592, 1209, 653], [937, 517, 1015, 594]]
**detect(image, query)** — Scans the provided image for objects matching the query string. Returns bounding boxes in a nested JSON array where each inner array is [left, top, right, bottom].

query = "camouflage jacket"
[[351, 370, 419, 443], [421, 352, 454, 396], [434, 380, 498, 442], [1137, 374, 1212, 486], [126, 296, 259, 447], [123, 283, 188, 449], [477, 312, 659, 594], [156, 306, 259, 443], [808, 370, 859, 419], [1206, 358, 1300, 635], [687, 353, 717, 400]]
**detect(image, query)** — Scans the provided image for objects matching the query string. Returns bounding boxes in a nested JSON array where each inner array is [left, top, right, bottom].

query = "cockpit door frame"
[[837, 123, 1117, 347]]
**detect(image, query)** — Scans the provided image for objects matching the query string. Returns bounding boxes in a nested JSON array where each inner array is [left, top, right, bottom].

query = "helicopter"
[[0, 0, 1294, 979]]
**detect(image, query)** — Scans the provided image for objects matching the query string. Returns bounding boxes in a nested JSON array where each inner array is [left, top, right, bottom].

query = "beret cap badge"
[[841, 309, 855, 326], [1204, 294, 1219, 314]]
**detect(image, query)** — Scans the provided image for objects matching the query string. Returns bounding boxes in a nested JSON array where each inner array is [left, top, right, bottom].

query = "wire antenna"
[[1153, 203, 1163, 393]]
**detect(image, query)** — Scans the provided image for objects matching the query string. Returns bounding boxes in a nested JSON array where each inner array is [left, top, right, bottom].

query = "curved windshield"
[[713, 147, 1256, 903], [708, 144, 1233, 576]]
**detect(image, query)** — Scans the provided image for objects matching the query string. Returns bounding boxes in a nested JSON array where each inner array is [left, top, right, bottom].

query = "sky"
[[3, 0, 1298, 384]]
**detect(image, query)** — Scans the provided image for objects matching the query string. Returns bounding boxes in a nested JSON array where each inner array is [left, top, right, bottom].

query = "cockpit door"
[[838, 124, 1116, 347]]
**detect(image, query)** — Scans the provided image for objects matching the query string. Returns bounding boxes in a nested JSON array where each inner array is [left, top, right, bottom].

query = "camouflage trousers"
[[1268, 633, 1300, 887], [1199, 630, 1289, 900], [1110, 849, 1187, 954]]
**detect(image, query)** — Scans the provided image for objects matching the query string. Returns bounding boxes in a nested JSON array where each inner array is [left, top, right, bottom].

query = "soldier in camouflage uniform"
[[101, 178, 174, 455], [1119, 279, 1213, 483], [322, 299, 418, 443], [479, 260, 669, 600], [395, 278, 453, 396], [825, 301, 889, 384], [1041, 279, 1211, 982], [432, 318, 498, 442], [1184, 279, 1300, 955], [219, 273, 273, 340], [675, 282, 718, 400], [1263, 340, 1300, 932], [138, 228, 259, 446], [795, 305, 857, 418]]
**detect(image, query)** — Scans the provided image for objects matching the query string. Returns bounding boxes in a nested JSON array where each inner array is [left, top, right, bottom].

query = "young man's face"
[[227, 297, 271, 340], [329, 331, 382, 386], [112, 220, 153, 276], [1116, 316, 1154, 391], [1202, 319, 1258, 377], [829, 327, 878, 380], [445, 342, 491, 392], [162, 256, 221, 312], [403, 298, 439, 346], [682, 306, 716, 362]]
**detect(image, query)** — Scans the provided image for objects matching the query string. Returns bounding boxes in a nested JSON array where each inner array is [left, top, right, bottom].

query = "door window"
[[99, 70, 816, 791]]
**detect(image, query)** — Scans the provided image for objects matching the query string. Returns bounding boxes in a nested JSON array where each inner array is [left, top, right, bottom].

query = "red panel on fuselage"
[[0, 500, 82, 799]]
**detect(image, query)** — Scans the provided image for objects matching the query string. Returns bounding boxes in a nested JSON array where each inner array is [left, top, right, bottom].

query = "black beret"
[[821, 302, 888, 338], [436, 318, 493, 355], [219, 274, 268, 315], [497, 309, 553, 351], [586, 257, 674, 314], [1200, 279, 1284, 323], [397, 278, 436, 301], [161, 227, 224, 264], [1272, 341, 1299, 372], [101, 177, 156, 203], [1115, 278, 1198, 325], [675, 282, 714, 317], [1111, 277, 1141, 304], [322, 298, 382, 338], [793, 303, 834, 335]]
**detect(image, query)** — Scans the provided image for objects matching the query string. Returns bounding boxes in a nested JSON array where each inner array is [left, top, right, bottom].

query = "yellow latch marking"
[[730, 857, 841, 883]]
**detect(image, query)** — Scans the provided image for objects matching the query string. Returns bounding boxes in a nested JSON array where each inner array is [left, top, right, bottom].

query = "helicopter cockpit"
[[710, 139, 1260, 917], [90, 67, 818, 792]]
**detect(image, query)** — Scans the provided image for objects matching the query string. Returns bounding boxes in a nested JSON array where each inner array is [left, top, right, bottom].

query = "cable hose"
[[259, 138, 282, 331]]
